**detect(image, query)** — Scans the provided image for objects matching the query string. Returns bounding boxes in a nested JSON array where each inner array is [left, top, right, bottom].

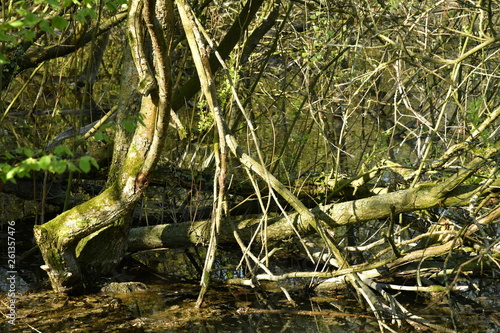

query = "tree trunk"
[[74, 37, 141, 281], [34, 0, 175, 294]]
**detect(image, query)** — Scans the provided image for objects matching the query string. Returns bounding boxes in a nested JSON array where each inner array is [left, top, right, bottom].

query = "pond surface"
[[0, 280, 383, 332], [2, 270, 499, 333]]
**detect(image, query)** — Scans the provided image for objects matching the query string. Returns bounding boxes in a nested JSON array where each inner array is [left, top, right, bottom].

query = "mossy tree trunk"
[[33, 0, 175, 294], [73, 33, 141, 282]]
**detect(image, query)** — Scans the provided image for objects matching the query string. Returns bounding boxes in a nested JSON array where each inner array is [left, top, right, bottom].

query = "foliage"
[[0, 146, 98, 184], [195, 102, 213, 133]]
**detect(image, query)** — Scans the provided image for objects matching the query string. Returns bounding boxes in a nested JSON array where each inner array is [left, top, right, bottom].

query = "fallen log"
[[127, 180, 498, 251]]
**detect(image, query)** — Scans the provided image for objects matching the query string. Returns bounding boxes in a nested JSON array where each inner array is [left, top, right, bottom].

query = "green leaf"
[[105, 1, 117, 11], [74, 8, 97, 23], [23, 148, 35, 157], [14, 163, 31, 178], [120, 120, 137, 133], [52, 15, 69, 30], [93, 132, 109, 142], [39, 155, 52, 169], [54, 145, 74, 156], [39, 20, 54, 34], [105, 0, 127, 10], [24, 30, 36, 42], [15, 8, 28, 17], [0, 54, 8, 65], [24, 13, 41, 26], [67, 161, 79, 172], [25, 157, 40, 171], [5, 167, 17, 181], [51, 160, 68, 174], [90, 157, 99, 169], [0, 31, 16, 43], [2, 172, 16, 183], [9, 20, 24, 28], [0, 163, 11, 172], [0, 164, 13, 183], [46, 0, 62, 9], [79, 156, 91, 173]]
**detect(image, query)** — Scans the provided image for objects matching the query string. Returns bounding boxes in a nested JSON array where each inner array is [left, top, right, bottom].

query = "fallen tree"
[[128, 169, 499, 251], [127, 156, 499, 332]]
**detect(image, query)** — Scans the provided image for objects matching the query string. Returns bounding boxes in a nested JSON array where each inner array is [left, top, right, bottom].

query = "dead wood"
[[127, 179, 498, 251]]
